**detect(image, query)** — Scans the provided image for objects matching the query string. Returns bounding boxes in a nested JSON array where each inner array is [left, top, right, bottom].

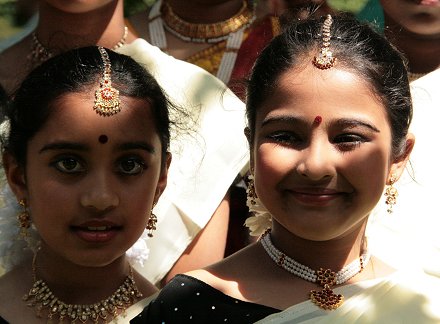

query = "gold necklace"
[[160, 0, 254, 43], [29, 26, 129, 65], [23, 254, 143, 323]]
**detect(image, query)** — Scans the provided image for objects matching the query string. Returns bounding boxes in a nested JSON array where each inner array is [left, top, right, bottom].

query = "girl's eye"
[[267, 132, 301, 145], [53, 158, 84, 173], [333, 134, 367, 151], [118, 158, 146, 175]]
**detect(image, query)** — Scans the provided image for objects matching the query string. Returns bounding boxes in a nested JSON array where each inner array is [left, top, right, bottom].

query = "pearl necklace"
[[260, 231, 370, 310], [23, 254, 143, 323], [148, 0, 256, 83], [29, 26, 129, 65]]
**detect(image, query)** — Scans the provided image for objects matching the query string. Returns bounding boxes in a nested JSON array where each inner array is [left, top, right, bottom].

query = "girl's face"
[[381, 0, 440, 36], [251, 63, 411, 242], [8, 89, 169, 267]]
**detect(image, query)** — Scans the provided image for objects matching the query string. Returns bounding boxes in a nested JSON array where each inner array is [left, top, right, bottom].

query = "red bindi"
[[313, 116, 323, 125], [98, 135, 108, 144]]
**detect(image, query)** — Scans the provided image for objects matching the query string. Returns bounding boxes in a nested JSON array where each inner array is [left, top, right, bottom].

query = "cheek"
[[340, 145, 390, 202], [254, 144, 291, 196]]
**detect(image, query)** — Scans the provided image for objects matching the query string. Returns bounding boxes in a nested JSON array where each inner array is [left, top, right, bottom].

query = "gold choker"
[[160, 0, 254, 43], [23, 254, 143, 323]]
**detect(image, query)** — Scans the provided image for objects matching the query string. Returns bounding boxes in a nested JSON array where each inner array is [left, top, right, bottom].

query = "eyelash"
[[267, 132, 301, 146], [266, 131, 368, 151], [50, 156, 147, 176], [333, 134, 367, 151], [117, 156, 147, 176]]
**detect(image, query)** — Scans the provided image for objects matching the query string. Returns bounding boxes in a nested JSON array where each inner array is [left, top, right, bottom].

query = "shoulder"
[[132, 273, 278, 324], [0, 37, 32, 95], [0, 264, 34, 322]]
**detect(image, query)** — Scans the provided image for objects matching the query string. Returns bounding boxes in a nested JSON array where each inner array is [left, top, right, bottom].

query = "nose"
[[296, 138, 335, 181], [80, 171, 119, 212]]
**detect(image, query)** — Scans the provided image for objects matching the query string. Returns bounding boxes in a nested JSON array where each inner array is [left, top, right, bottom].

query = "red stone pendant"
[[310, 268, 344, 310], [310, 285, 343, 310]]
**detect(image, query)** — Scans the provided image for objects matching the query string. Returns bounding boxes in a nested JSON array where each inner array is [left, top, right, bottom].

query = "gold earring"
[[18, 199, 31, 237], [384, 175, 398, 214], [246, 173, 258, 206], [146, 204, 158, 237]]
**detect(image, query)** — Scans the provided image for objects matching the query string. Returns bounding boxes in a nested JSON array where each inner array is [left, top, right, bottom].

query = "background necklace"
[[29, 26, 129, 66], [260, 231, 370, 310], [148, 0, 256, 83], [23, 252, 143, 323]]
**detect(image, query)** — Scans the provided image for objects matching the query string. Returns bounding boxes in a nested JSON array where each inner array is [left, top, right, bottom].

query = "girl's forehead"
[[42, 92, 157, 140], [255, 65, 387, 126]]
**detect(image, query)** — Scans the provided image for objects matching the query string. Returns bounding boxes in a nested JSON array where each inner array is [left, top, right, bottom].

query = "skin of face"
[[251, 62, 412, 242], [6, 89, 170, 268], [380, 0, 440, 36], [43, 0, 116, 14]]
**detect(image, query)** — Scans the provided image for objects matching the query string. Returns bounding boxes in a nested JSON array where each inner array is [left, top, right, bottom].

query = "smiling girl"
[[0, 46, 173, 323], [131, 14, 440, 324]]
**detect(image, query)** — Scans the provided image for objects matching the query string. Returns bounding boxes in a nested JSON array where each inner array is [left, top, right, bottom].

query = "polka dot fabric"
[[130, 274, 280, 324]]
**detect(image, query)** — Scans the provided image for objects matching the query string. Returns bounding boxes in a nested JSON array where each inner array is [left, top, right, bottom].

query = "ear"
[[154, 152, 172, 203], [244, 127, 254, 172], [387, 133, 415, 184], [2, 151, 27, 200]]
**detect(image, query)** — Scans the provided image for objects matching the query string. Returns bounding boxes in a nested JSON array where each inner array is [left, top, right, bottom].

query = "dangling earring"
[[384, 175, 398, 214], [146, 203, 158, 237], [18, 199, 31, 237], [244, 172, 272, 237]]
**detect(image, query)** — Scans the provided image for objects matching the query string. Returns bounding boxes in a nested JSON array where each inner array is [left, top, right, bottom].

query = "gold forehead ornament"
[[312, 14, 336, 70], [94, 47, 121, 116]]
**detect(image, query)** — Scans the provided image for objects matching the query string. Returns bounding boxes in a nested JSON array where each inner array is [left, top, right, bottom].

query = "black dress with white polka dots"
[[130, 274, 280, 324]]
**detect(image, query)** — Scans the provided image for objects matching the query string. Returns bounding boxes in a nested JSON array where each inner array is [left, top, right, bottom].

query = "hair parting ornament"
[[94, 47, 121, 116], [312, 14, 336, 70]]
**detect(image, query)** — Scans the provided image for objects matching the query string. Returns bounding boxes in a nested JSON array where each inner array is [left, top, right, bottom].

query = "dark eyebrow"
[[39, 141, 156, 154], [117, 142, 156, 154], [335, 118, 380, 133], [261, 115, 381, 133], [39, 142, 87, 154], [261, 115, 307, 127]]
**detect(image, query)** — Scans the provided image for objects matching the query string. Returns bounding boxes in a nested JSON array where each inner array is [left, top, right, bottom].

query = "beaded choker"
[[260, 231, 370, 310], [23, 254, 143, 323], [29, 26, 129, 65], [160, 0, 254, 43]]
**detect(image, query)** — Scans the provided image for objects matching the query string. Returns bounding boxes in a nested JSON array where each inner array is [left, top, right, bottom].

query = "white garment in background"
[[118, 39, 249, 284]]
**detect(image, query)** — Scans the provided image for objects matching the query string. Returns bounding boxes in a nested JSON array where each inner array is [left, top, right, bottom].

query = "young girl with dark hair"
[[0, 46, 172, 323], [132, 14, 440, 324]]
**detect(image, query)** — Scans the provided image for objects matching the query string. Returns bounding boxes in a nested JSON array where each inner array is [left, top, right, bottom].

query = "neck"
[[165, 0, 246, 23], [269, 220, 368, 271], [384, 15, 440, 74], [34, 243, 130, 304], [36, 1, 128, 51]]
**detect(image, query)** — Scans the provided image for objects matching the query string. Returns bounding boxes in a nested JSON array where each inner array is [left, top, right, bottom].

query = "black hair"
[[246, 14, 412, 158], [0, 84, 7, 122], [2, 46, 171, 167]]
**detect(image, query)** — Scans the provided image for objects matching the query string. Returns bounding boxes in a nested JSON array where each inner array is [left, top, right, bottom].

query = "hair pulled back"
[[3, 46, 171, 167], [246, 14, 412, 158]]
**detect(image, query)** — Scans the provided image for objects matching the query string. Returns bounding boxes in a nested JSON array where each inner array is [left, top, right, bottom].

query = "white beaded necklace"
[[260, 231, 370, 310], [147, 0, 256, 84]]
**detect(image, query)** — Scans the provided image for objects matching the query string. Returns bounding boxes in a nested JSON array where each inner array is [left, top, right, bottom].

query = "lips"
[[287, 188, 347, 207], [71, 221, 122, 243]]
